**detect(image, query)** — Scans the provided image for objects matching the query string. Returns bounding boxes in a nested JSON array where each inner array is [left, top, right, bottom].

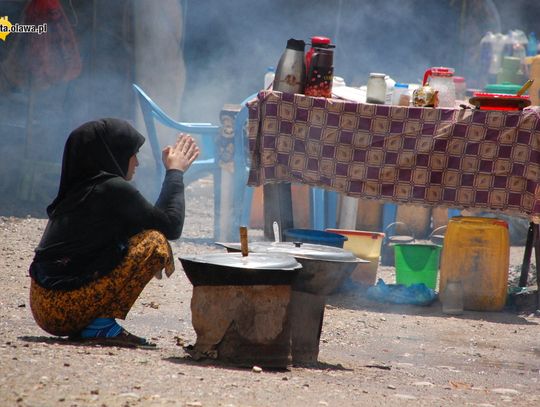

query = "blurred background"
[[0, 0, 539, 217]]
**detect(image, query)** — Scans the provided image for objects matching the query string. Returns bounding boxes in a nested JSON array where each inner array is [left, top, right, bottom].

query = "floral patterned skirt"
[[29, 230, 174, 337]]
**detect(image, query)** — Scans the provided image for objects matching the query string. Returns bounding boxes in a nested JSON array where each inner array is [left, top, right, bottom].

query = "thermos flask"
[[273, 38, 306, 94], [305, 36, 332, 72], [305, 47, 334, 97]]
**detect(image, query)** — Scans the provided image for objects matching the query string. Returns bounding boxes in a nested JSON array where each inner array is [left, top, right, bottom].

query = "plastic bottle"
[[264, 66, 275, 90], [391, 83, 410, 106], [479, 32, 495, 87], [453, 76, 466, 101], [511, 30, 528, 59], [441, 279, 464, 315], [384, 76, 396, 104], [527, 32, 537, 56]]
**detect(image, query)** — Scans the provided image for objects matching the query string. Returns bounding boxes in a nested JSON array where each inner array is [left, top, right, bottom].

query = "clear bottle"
[[264, 66, 275, 90], [479, 31, 495, 87], [453, 76, 466, 101], [384, 76, 396, 104], [441, 279, 464, 315], [366, 73, 386, 104]]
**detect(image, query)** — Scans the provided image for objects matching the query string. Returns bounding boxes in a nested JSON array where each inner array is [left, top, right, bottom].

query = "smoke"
[[0, 0, 539, 217], [180, 0, 540, 122]]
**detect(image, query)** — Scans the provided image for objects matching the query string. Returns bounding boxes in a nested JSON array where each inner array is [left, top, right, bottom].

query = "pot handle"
[[429, 225, 447, 239], [239, 226, 249, 257], [384, 221, 414, 240]]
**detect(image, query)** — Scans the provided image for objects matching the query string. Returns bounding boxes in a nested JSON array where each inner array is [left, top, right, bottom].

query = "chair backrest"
[[133, 83, 223, 239], [132, 83, 220, 183]]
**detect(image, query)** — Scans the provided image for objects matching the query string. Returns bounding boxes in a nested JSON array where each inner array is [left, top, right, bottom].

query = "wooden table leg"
[[533, 223, 540, 311], [263, 183, 294, 240], [518, 222, 534, 287]]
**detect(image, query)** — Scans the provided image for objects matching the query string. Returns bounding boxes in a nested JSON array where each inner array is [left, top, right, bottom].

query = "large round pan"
[[179, 252, 301, 286]]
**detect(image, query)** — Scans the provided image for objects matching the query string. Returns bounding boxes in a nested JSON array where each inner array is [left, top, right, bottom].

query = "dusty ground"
[[1, 178, 539, 407]]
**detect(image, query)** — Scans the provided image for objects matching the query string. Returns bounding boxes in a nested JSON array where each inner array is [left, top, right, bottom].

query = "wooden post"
[[218, 104, 241, 241], [264, 184, 294, 240], [338, 195, 358, 230]]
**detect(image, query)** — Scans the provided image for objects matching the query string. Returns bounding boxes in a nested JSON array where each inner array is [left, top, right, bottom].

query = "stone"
[[492, 388, 519, 395]]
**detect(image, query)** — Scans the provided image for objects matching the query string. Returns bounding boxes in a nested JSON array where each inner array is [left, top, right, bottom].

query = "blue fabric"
[[80, 317, 122, 338], [366, 279, 438, 306]]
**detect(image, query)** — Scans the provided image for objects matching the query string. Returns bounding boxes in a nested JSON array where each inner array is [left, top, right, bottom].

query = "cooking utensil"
[[239, 226, 248, 257], [179, 252, 301, 286], [516, 79, 534, 96], [216, 241, 362, 262], [215, 241, 365, 295], [273, 221, 280, 243]]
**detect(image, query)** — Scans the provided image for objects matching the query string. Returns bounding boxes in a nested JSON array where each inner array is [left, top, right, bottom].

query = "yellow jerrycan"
[[439, 216, 509, 311]]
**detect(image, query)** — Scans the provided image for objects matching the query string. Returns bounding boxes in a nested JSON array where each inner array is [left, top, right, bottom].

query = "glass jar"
[[366, 73, 386, 104]]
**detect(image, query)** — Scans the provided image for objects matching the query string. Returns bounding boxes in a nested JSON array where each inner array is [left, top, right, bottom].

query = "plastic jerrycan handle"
[[422, 68, 433, 86]]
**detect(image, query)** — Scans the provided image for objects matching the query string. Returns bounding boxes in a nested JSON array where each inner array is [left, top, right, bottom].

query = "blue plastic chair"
[[132, 83, 221, 239]]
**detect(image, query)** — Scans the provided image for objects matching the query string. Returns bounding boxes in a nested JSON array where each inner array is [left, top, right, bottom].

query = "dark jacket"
[[29, 170, 185, 290], [29, 118, 185, 290]]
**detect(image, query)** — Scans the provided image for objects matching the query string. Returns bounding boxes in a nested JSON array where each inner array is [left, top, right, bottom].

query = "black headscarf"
[[47, 118, 145, 217]]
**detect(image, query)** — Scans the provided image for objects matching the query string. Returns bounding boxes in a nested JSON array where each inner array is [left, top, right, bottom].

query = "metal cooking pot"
[[215, 241, 367, 295], [179, 252, 301, 286]]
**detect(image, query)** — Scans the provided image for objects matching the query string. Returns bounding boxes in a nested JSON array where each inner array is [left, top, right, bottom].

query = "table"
[[246, 90, 540, 305], [247, 91, 540, 216]]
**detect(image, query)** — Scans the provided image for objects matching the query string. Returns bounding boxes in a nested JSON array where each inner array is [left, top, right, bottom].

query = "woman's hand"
[[162, 133, 200, 172]]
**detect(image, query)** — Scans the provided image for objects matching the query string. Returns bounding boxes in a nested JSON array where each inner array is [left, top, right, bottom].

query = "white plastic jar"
[[391, 83, 411, 106]]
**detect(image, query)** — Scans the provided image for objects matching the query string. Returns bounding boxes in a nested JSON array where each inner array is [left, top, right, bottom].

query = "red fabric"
[[3, 0, 81, 89]]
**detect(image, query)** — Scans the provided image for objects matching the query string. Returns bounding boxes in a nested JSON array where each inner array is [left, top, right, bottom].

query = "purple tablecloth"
[[247, 91, 540, 217]]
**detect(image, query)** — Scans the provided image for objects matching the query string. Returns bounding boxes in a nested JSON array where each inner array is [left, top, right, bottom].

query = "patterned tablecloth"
[[247, 91, 540, 217]]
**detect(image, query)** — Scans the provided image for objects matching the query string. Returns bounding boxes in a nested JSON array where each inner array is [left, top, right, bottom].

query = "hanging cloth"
[[1, 0, 82, 90]]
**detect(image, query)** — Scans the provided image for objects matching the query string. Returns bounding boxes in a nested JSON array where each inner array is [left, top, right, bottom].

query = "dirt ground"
[[1, 178, 539, 407]]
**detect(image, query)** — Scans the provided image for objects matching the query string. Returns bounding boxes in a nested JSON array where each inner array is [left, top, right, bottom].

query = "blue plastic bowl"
[[283, 228, 348, 248]]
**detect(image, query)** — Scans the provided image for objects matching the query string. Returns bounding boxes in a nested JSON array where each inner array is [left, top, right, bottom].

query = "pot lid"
[[388, 235, 415, 242], [180, 252, 301, 270], [217, 241, 363, 262]]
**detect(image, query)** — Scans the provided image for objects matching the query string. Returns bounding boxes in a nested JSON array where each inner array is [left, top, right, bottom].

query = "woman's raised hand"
[[162, 133, 200, 172]]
